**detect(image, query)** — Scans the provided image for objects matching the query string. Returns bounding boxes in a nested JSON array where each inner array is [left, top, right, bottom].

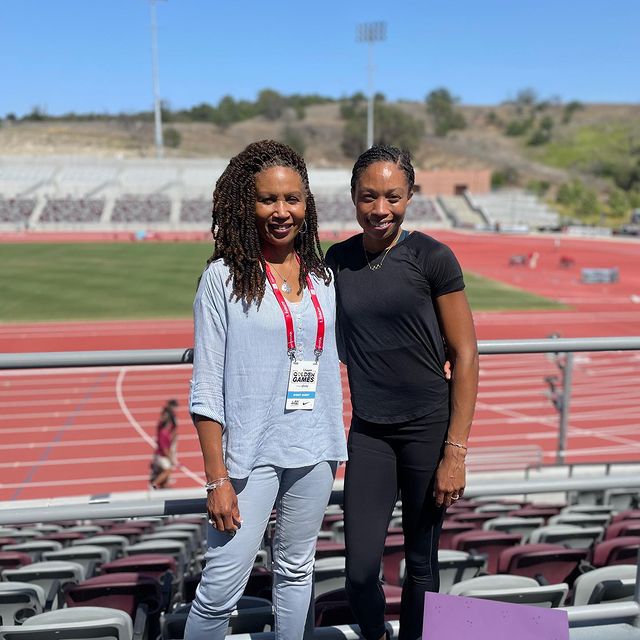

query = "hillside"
[[1, 101, 638, 192]]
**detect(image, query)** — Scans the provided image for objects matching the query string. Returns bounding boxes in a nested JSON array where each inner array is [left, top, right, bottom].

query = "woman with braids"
[[185, 140, 347, 640], [326, 145, 478, 640]]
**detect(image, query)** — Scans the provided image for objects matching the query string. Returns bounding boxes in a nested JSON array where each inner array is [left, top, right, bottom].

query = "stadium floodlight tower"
[[149, 0, 166, 158], [357, 21, 387, 149]]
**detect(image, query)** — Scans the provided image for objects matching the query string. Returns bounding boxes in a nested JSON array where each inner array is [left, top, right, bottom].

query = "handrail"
[[2, 337, 640, 369], [1, 474, 639, 526]]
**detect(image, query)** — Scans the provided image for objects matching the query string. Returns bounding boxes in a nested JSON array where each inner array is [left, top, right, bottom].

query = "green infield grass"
[[0, 242, 563, 322]]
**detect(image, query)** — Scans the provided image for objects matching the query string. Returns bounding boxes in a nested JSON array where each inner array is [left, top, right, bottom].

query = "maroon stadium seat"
[[103, 526, 143, 544], [438, 522, 476, 550], [591, 536, 640, 567], [507, 506, 562, 522], [382, 535, 405, 586], [315, 541, 345, 559], [610, 510, 640, 524], [604, 520, 640, 541], [65, 572, 162, 639], [449, 512, 505, 528], [0, 551, 32, 574], [497, 543, 587, 584], [314, 585, 402, 627], [38, 532, 86, 547], [451, 530, 522, 574]]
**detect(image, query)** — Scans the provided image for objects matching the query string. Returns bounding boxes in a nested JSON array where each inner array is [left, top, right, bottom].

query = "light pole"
[[357, 21, 387, 149], [149, 0, 165, 158]]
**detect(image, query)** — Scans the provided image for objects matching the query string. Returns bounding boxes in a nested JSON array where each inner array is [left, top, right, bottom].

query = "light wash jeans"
[[185, 461, 336, 640]]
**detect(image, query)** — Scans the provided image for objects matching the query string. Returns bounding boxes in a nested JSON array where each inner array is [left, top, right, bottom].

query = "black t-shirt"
[[326, 231, 465, 424]]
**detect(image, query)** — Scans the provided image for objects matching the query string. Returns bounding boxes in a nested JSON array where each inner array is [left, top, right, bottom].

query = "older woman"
[[326, 145, 479, 640], [185, 140, 347, 640]]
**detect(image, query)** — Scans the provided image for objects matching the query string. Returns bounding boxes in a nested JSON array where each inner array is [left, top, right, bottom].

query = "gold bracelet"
[[445, 440, 468, 451]]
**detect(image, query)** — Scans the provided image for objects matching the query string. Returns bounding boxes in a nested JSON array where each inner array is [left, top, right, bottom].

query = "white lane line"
[[0, 451, 203, 469], [0, 385, 189, 400], [0, 393, 190, 410], [0, 471, 203, 491], [0, 364, 190, 378], [0, 420, 196, 435], [2, 437, 158, 451], [472, 414, 640, 428], [470, 423, 640, 443], [0, 407, 169, 421], [116, 367, 202, 486], [477, 398, 640, 453]]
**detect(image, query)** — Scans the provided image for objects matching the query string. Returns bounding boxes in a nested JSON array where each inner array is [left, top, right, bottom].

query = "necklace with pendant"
[[363, 231, 402, 271], [267, 259, 295, 293]]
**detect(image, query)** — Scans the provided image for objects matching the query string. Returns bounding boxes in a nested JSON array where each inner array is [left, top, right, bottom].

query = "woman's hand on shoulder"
[[207, 482, 242, 535]]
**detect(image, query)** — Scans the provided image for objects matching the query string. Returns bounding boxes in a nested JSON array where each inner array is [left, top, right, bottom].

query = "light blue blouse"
[[190, 259, 348, 479]]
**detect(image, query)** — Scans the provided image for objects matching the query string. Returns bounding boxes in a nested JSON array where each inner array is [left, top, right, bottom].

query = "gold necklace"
[[363, 231, 402, 271], [267, 258, 296, 293]]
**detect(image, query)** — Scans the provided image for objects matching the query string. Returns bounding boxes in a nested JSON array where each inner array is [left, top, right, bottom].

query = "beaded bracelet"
[[205, 476, 230, 492], [444, 440, 468, 451]]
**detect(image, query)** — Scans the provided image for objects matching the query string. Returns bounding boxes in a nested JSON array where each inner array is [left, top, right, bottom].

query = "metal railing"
[[1, 337, 639, 635], [2, 335, 639, 467]]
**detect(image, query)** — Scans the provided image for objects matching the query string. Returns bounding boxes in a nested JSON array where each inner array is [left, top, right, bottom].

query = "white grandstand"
[[470, 189, 560, 230], [1, 157, 560, 233], [0, 156, 448, 232]]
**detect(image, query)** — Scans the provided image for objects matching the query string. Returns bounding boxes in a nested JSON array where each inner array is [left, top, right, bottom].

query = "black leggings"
[[344, 414, 448, 640]]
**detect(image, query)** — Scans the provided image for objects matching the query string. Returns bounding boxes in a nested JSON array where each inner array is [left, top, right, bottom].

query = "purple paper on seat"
[[423, 592, 569, 640]]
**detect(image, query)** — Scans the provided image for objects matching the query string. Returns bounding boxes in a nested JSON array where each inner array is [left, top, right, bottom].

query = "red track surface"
[[1, 230, 639, 502]]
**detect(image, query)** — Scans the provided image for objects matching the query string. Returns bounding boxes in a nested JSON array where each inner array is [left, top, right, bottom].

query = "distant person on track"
[[184, 140, 347, 640], [149, 399, 178, 489], [326, 145, 479, 640]]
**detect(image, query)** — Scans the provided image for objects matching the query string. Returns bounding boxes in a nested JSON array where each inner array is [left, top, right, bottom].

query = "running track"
[[1, 230, 639, 502]]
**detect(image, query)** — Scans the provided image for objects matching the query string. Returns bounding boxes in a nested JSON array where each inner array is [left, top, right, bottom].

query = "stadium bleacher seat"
[[438, 521, 476, 549], [381, 535, 405, 586], [605, 521, 640, 541], [2, 542, 63, 564], [126, 540, 188, 580], [448, 574, 569, 608], [610, 510, 640, 524], [0, 582, 47, 626], [313, 557, 346, 598], [591, 537, 640, 567], [528, 525, 603, 549], [572, 565, 637, 606], [0, 606, 134, 640], [64, 572, 163, 639], [41, 545, 111, 578], [437, 550, 484, 592], [39, 198, 104, 224], [483, 516, 545, 537], [497, 544, 588, 584], [0, 553, 33, 575], [451, 530, 522, 573], [3, 561, 86, 597], [72, 535, 129, 561], [550, 513, 611, 528]]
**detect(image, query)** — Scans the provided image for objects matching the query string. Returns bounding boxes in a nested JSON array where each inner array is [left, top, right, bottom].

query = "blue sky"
[[3, 0, 639, 117]]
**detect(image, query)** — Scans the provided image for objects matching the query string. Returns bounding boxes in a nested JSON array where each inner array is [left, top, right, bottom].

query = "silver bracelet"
[[205, 476, 230, 492]]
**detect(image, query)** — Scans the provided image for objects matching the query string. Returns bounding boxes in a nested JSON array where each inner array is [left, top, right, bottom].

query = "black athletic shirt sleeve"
[[409, 233, 465, 298]]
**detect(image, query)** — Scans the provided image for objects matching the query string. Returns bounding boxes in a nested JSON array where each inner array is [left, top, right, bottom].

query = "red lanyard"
[[264, 258, 325, 361]]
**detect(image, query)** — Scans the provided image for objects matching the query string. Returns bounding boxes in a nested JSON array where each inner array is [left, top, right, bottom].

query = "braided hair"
[[350, 145, 415, 195], [207, 140, 330, 306]]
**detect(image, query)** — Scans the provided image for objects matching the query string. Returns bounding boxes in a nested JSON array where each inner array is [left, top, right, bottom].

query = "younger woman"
[[326, 145, 478, 640]]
